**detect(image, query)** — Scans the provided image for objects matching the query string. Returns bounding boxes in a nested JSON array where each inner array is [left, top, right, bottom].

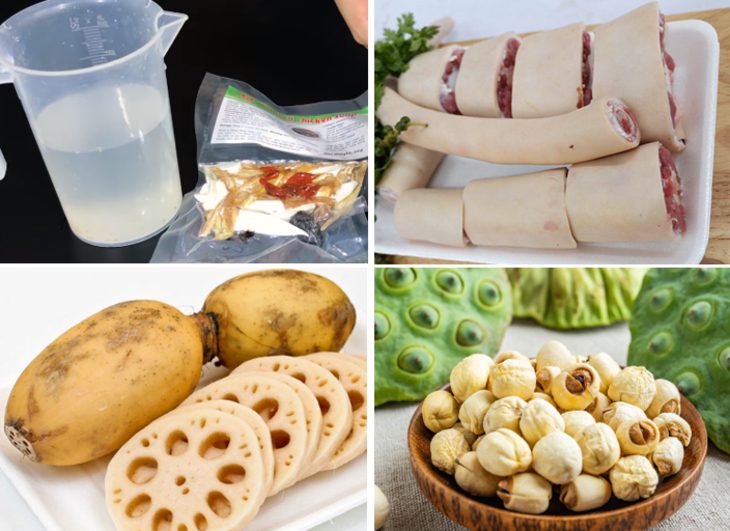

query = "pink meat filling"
[[659, 13, 680, 128], [497, 38, 520, 118], [607, 99, 638, 144], [659, 146, 686, 235], [580, 31, 593, 107], [439, 48, 465, 114]]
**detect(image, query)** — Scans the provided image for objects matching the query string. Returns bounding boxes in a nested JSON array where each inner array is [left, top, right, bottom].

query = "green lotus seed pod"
[[649, 288, 674, 313], [398, 347, 435, 374], [628, 268, 730, 454], [508, 268, 646, 329], [477, 281, 503, 307], [409, 304, 440, 329], [683, 300, 713, 331], [382, 268, 416, 290], [647, 331, 674, 357], [435, 270, 464, 295], [456, 320, 485, 347], [374, 312, 391, 340], [375, 268, 512, 406]]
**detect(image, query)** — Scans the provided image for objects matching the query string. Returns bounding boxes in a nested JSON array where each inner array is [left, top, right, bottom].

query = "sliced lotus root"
[[242, 371, 323, 470], [105, 407, 266, 531], [176, 400, 275, 496], [181, 373, 308, 495], [233, 356, 353, 477], [305, 352, 367, 470]]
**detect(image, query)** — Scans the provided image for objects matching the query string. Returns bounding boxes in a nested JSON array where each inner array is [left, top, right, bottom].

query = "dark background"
[[0, 0, 367, 262]]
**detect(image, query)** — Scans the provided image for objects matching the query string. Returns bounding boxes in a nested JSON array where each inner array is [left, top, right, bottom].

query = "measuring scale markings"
[[70, 16, 116, 65]]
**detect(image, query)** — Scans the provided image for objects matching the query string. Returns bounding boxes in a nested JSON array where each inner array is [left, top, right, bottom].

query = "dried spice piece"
[[196, 161, 366, 240]]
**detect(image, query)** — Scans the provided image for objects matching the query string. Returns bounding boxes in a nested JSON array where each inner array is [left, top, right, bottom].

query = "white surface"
[[375, 0, 730, 41], [0, 265, 367, 531], [374, 19, 719, 264], [0, 148, 5, 180]]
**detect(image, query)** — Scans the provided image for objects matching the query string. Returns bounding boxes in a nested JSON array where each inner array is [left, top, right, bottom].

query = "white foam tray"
[[375, 20, 720, 264], [0, 364, 365, 531]]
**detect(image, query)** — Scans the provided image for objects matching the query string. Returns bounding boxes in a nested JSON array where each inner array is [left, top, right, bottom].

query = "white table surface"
[[0, 265, 368, 531]]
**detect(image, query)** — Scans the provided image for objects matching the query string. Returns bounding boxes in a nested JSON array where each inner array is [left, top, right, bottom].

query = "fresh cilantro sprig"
[[374, 14, 439, 186]]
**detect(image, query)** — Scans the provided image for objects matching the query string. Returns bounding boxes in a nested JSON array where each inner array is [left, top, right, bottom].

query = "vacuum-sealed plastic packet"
[[152, 73, 368, 262]]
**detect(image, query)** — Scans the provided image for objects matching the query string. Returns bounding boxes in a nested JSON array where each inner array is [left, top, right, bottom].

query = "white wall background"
[[375, 0, 730, 42]]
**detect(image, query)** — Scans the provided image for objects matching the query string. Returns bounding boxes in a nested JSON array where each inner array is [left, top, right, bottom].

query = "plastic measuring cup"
[[0, 0, 187, 247]]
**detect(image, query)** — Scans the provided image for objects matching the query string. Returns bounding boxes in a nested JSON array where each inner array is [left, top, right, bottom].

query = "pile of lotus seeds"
[[421, 341, 693, 514]]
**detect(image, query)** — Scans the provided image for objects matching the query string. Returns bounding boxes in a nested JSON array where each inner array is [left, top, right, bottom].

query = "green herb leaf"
[[374, 14, 439, 188]]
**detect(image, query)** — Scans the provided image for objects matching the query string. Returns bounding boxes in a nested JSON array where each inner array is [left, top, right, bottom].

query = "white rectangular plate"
[[0, 363, 366, 531], [375, 20, 719, 264]]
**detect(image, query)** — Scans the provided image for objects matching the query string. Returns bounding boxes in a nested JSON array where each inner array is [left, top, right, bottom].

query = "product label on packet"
[[211, 86, 368, 160]]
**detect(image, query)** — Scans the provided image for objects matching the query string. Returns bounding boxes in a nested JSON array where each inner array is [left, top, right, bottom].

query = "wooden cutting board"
[[388, 8, 730, 265]]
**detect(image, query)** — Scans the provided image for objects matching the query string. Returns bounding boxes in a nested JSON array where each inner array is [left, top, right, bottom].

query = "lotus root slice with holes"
[[104, 408, 266, 531], [242, 371, 323, 471], [233, 356, 353, 477], [181, 373, 309, 495], [175, 400, 276, 496], [305, 352, 367, 469]]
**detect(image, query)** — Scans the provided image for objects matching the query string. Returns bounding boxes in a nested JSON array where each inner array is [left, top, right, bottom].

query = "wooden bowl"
[[408, 388, 707, 530]]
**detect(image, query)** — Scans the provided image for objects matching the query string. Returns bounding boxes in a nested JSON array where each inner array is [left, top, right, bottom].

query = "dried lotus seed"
[[609, 455, 659, 501], [535, 366, 561, 394], [519, 398, 565, 447], [608, 366, 656, 411], [551, 366, 598, 411], [587, 352, 621, 393], [422, 390, 459, 433], [450, 354, 494, 402], [531, 432, 582, 485], [452, 422, 478, 447], [494, 350, 531, 364], [602, 401, 647, 431], [653, 412, 692, 446], [646, 379, 681, 418], [615, 419, 660, 456], [585, 392, 612, 422], [483, 396, 527, 434], [562, 410, 596, 439], [374, 485, 390, 530], [454, 451, 501, 497], [560, 474, 612, 512], [651, 436, 684, 476], [430, 428, 470, 474], [535, 341, 575, 372], [476, 428, 532, 477], [575, 423, 620, 475], [458, 390, 494, 435], [490, 359, 536, 400], [497, 472, 552, 514]]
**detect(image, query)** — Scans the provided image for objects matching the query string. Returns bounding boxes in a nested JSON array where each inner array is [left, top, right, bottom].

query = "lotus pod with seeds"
[[374, 268, 512, 405], [628, 268, 730, 454], [508, 268, 645, 329]]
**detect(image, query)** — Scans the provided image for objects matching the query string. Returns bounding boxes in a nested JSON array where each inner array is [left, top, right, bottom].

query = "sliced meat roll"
[[463, 169, 577, 249], [394, 188, 467, 247], [593, 2, 684, 151], [454, 33, 521, 118], [566, 141, 686, 242], [377, 87, 639, 165], [512, 22, 589, 118], [378, 144, 445, 203], [398, 45, 464, 113]]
